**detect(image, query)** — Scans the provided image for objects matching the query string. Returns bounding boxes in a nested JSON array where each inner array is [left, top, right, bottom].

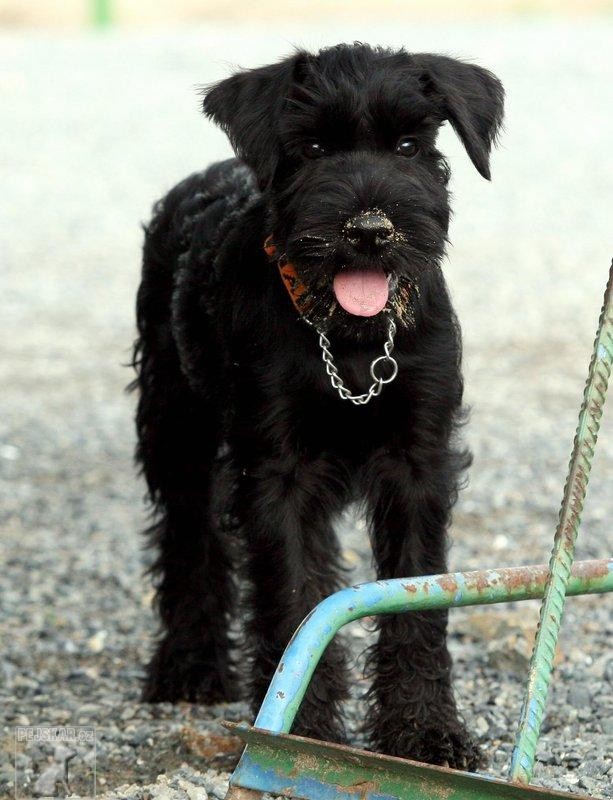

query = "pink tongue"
[[333, 267, 389, 317]]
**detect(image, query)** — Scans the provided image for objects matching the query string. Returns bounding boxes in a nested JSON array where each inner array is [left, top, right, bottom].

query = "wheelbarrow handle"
[[254, 559, 613, 736]]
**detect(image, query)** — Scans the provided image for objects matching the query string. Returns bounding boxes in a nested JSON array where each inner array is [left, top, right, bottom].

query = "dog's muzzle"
[[344, 211, 394, 252]]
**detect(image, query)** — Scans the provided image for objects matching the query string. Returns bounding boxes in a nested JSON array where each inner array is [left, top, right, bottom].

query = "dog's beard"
[[285, 236, 426, 336]]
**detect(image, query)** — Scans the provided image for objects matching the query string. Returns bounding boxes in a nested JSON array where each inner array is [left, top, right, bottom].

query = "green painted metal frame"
[[223, 262, 613, 800], [250, 561, 612, 738], [224, 721, 606, 800], [223, 560, 612, 800], [510, 262, 613, 783]]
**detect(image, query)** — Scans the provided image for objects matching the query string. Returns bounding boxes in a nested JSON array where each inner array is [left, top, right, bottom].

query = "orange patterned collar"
[[264, 236, 312, 316]]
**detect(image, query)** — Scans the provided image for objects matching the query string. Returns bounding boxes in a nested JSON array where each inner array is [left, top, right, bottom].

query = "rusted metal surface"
[[510, 262, 613, 783], [180, 726, 243, 767], [251, 559, 613, 735], [224, 785, 262, 800], [224, 558, 612, 797], [224, 724, 592, 800]]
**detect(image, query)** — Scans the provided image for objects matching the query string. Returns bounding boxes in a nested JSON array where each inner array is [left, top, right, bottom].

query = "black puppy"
[[132, 43, 503, 769]]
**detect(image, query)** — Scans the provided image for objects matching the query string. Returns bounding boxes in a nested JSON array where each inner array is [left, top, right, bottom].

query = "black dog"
[[132, 43, 503, 769]]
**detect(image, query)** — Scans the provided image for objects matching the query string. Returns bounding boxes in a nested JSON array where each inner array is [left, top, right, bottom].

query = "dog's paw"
[[142, 669, 238, 704], [371, 724, 483, 771], [143, 643, 240, 705]]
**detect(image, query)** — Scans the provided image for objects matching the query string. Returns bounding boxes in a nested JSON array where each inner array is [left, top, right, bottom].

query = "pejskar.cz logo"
[[14, 726, 96, 798]]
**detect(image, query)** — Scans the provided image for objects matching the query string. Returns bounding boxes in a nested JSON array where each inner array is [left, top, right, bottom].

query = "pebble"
[[87, 630, 108, 653], [600, 717, 613, 736], [536, 750, 557, 766], [583, 760, 611, 778], [567, 686, 592, 709]]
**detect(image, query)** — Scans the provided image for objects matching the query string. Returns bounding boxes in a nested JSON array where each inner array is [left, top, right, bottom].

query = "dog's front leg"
[[362, 447, 481, 770], [236, 454, 352, 743]]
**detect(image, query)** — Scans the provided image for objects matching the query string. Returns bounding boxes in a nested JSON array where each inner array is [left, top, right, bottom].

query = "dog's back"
[[138, 159, 257, 324], [134, 157, 258, 391]]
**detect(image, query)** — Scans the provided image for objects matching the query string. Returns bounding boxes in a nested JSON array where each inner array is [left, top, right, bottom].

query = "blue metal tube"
[[254, 559, 613, 735]]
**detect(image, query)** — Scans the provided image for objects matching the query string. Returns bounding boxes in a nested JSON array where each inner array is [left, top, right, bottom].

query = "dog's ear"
[[412, 54, 504, 180], [202, 53, 306, 188]]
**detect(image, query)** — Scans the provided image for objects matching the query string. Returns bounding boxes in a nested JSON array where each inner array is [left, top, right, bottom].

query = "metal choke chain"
[[313, 316, 399, 405]]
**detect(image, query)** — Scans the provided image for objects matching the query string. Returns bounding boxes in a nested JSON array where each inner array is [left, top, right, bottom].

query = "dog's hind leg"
[[234, 452, 352, 743], [362, 447, 481, 770], [132, 225, 237, 705], [134, 365, 237, 704]]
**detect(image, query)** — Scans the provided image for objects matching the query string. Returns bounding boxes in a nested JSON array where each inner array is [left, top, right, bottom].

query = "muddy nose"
[[344, 211, 394, 250]]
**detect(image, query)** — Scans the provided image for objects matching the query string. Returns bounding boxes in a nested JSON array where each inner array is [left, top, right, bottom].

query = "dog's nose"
[[344, 212, 394, 251]]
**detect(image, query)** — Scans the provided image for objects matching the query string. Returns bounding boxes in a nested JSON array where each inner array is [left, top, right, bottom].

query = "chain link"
[[310, 316, 399, 405]]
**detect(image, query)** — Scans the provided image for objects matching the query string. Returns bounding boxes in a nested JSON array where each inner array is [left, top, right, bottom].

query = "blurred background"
[[1, 2, 612, 799], [1, 0, 612, 26]]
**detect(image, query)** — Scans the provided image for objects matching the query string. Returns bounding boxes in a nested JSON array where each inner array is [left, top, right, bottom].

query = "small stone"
[[13, 675, 38, 690], [600, 716, 613, 735], [34, 763, 66, 796], [492, 534, 508, 550], [186, 788, 208, 800], [486, 634, 531, 674], [67, 666, 99, 683], [474, 716, 489, 737], [488, 723, 506, 740], [536, 749, 555, 765], [128, 727, 151, 746], [567, 685, 591, 708], [583, 760, 610, 778], [78, 702, 103, 716], [0, 444, 20, 460], [562, 751, 582, 768], [587, 654, 612, 680], [87, 630, 107, 653], [201, 771, 229, 800]]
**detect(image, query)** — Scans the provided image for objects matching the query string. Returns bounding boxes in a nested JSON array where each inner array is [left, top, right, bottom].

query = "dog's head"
[[203, 44, 504, 336]]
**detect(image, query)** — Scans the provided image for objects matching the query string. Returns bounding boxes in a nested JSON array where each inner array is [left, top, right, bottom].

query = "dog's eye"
[[304, 142, 328, 159], [395, 136, 420, 158]]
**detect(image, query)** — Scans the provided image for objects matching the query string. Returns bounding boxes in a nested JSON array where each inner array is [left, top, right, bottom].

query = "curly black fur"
[[131, 42, 503, 768]]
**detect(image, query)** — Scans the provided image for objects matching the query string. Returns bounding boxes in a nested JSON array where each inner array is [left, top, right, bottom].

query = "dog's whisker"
[[297, 233, 331, 242]]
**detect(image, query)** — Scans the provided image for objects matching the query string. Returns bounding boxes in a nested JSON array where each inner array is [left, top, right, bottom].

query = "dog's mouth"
[[332, 266, 390, 317], [280, 231, 415, 330]]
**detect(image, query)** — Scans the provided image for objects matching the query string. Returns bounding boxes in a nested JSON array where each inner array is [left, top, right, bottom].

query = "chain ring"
[[313, 316, 399, 406]]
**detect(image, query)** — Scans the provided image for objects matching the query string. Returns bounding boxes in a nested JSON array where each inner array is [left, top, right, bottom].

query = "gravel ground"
[[1, 19, 612, 800]]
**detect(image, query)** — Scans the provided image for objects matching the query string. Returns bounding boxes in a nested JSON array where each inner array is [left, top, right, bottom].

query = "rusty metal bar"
[[510, 263, 613, 783], [225, 723, 591, 800], [225, 559, 612, 800], [252, 559, 613, 736]]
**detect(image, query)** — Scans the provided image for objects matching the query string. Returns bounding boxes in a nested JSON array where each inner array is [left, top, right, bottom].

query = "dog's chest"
[[235, 336, 413, 457]]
